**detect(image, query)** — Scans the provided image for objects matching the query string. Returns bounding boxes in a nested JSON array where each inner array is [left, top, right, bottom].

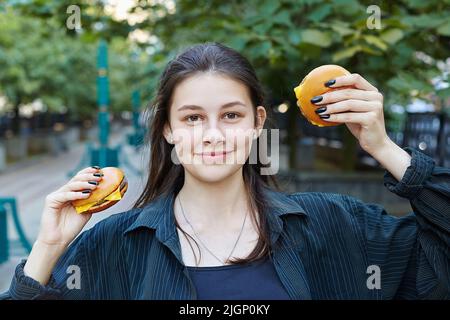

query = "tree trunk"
[[12, 102, 21, 136]]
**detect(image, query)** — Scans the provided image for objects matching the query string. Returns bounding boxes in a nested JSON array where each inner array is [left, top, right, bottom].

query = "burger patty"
[[92, 177, 128, 207]]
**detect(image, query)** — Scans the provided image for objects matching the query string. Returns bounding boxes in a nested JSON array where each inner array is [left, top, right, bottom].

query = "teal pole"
[[97, 40, 110, 167], [0, 203, 9, 263]]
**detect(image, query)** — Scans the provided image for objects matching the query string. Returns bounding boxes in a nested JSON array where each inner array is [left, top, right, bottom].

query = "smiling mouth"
[[195, 151, 233, 157]]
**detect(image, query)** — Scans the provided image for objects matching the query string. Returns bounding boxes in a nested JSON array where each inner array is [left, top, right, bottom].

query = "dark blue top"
[[1, 147, 450, 300], [186, 257, 290, 300]]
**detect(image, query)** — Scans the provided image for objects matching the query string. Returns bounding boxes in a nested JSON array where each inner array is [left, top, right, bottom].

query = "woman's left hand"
[[311, 73, 390, 156], [311, 73, 412, 182]]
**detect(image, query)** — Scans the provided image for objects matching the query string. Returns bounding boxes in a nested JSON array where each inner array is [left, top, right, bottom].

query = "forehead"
[[170, 72, 252, 111]]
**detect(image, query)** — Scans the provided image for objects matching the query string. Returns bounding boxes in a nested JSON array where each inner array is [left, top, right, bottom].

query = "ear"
[[254, 106, 267, 139], [163, 123, 174, 144]]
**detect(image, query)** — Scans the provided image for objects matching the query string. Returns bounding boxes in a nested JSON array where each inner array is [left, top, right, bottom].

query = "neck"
[[177, 168, 248, 225]]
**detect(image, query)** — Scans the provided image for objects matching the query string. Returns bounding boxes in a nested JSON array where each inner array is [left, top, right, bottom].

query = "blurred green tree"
[[130, 0, 450, 169], [2, 0, 449, 170], [0, 1, 149, 135]]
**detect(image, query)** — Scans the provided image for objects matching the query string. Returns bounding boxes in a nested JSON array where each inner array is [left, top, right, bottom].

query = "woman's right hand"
[[22, 167, 104, 285], [36, 166, 103, 248]]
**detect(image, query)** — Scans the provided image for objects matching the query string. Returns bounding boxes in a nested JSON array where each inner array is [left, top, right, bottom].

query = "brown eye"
[[186, 115, 202, 123], [224, 112, 240, 120]]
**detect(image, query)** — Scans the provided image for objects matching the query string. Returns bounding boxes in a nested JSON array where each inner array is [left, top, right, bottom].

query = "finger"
[[47, 190, 91, 205], [313, 89, 382, 105], [322, 111, 378, 125], [70, 172, 104, 183], [317, 100, 382, 115], [60, 181, 99, 193], [326, 73, 378, 92], [76, 166, 101, 176]]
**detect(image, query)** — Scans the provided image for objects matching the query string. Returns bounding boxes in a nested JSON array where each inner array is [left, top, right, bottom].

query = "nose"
[[202, 126, 225, 146]]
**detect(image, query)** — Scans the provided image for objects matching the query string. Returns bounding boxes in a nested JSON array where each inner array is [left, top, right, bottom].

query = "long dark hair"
[[133, 42, 280, 265]]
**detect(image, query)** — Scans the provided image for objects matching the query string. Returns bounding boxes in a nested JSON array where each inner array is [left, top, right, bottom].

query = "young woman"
[[2, 43, 449, 300]]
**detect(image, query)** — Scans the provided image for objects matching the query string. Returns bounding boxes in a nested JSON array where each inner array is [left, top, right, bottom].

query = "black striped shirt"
[[1, 147, 449, 299]]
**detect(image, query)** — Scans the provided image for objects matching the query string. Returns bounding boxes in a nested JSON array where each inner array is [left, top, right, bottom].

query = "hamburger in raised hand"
[[294, 64, 351, 127], [72, 167, 128, 214]]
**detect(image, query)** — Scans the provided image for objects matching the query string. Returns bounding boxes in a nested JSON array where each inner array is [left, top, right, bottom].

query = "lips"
[[201, 151, 231, 156], [195, 150, 233, 157]]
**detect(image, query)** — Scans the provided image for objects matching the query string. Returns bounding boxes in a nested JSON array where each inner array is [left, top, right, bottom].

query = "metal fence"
[[440, 115, 450, 168], [0, 112, 70, 137], [403, 112, 441, 161], [280, 111, 450, 168]]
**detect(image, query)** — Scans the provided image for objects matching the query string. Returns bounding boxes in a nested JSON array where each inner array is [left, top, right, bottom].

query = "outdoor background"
[[1, 0, 450, 291]]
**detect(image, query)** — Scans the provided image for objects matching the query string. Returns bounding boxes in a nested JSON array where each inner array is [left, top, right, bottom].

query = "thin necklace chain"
[[178, 195, 248, 265]]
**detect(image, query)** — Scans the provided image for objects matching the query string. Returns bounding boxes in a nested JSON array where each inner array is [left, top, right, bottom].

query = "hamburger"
[[294, 64, 351, 127], [72, 167, 128, 214]]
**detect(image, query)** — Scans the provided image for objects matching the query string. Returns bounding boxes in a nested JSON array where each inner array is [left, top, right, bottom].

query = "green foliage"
[[126, 0, 450, 170], [0, 2, 149, 125], [1, 0, 450, 156], [131, 0, 450, 109]]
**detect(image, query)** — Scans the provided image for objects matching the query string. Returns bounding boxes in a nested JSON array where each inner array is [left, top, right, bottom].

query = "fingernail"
[[310, 96, 323, 104], [88, 181, 98, 185], [324, 79, 336, 87], [93, 173, 104, 177], [320, 114, 330, 119], [91, 166, 100, 170], [315, 107, 327, 114], [82, 190, 92, 194]]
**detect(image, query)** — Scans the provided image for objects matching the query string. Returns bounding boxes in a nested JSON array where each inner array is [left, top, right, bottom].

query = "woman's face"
[[164, 72, 266, 183]]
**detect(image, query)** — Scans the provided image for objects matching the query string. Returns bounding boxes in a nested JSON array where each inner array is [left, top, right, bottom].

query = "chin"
[[186, 163, 242, 183]]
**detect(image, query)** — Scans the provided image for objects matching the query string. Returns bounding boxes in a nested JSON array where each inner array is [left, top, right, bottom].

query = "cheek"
[[171, 128, 198, 162], [227, 130, 254, 164], [231, 132, 252, 151]]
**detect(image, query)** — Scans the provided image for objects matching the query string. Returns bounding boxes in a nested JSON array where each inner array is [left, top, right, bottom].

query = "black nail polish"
[[324, 79, 336, 87], [310, 96, 323, 104], [320, 114, 330, 119], [82, 190, 92, 194], [93, 173, 104, 177], [91, 166, 100, 170], [315, 107, 327, 114], [88, 181, 98, 185]]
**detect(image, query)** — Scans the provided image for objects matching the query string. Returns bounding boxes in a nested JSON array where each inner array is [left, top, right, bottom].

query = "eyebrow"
[[177, 101, 247, 111]]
